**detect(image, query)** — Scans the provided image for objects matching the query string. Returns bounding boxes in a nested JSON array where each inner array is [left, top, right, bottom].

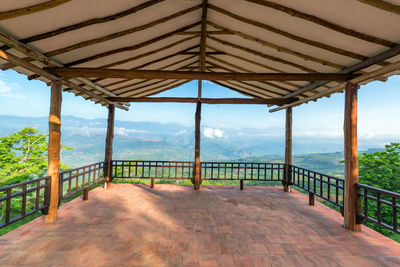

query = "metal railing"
[[356, 183, 400, 234], [0, 176, 50, 229], [112, 160, 194, 180], [59, 161, 106, 200], [290, 165, 344, 212], [201, 162, 284, 181]]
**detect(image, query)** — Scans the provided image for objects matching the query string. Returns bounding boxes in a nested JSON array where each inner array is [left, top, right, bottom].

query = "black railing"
[[59, 161, 106, 200], [112, 160, 194, 180], [356, 183, 400, 234], [201, 162, 284, 181], [0, 176, 51, 229], [290, 165, 344, 211]]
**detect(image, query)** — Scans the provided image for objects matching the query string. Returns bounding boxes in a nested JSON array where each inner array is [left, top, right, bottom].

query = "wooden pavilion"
[[1, 0, 400, 238]]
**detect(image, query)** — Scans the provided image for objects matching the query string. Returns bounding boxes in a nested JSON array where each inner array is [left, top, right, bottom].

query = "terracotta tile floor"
[[1, 184, 400, 266]]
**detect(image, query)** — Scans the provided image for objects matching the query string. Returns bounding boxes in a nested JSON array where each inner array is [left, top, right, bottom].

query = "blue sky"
[[0, 69, 399, 144]]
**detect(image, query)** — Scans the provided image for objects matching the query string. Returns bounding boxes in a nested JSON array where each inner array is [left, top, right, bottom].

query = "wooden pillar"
[[283, 107, 292, 192], [104, 104, 115, 188], [193, 99, 202, 190], [44, 81, 62, 223], [344, 82, 361, 231]]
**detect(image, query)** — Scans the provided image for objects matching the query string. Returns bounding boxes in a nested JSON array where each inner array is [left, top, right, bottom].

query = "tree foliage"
[[0, 127, 73, 186], [358, 142, 400, 240], [359, 143, 400, 191]]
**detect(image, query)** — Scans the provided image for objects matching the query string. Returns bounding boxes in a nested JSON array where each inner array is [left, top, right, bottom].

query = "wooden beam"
[[208, 36, 317, 73], [175, 30, 232, 35], [45, 68, 358, 81], [270, 59, 400, 112], [193, 101, 202, 190], [344, 82, 361, 231], [44, 5, 201, 57], [283, 107, 292, 192], [104, 104, 115, 188], [207, 4, 374, 63], [44, 81, 62, 223], [107, 97, 298, 105], [281, 43, 400, 99], [206, 45, 311, 90], [357, 0, 400, 16], [64, 22, 201, 67], [207, 21, 345, 70], [0, 49, 128, 110], [246, 0, 394, 47], [11, 0, 164, 44], [0, 0, 71, 21], [0, 32, 129, 108]]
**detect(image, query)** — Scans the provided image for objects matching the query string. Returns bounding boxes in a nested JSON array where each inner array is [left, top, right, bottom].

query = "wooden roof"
[[0, 0, 400, 111]]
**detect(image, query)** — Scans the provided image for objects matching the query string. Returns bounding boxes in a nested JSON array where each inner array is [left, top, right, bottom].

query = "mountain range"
[[0, 115, 387, 176]]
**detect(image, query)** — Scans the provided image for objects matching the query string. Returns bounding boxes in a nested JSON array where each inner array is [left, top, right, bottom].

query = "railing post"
[[240, 180, 244, 190], [151, 178, 155, 188], [83, 187, 89, 201], [104, 104, 115, 189], [309, 192, 315, 206], [344, 82, 361, 231], [44, 80, 62, 223], [283, 107, 292, 192]]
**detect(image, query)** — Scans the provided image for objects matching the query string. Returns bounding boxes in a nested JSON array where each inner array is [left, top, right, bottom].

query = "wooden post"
[[83, 187, 89, 201], [151, 178, 155, 188], [44, 81, 62, 223], [344, 82, 361, 231], [104, 104, 115, 188], [283, 107, 292, 192], [240, 180, 244, 190], [193, 100, 202, 190], [309, 192, 315, 206]]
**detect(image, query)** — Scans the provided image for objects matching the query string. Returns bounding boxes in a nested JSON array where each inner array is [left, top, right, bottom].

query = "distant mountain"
[[0, 115, 393, 169]]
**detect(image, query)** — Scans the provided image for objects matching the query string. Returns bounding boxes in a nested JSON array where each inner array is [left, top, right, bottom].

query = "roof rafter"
[[208, 36, 317, 73], [246, 0, 395, 47], [0, 0, 71, 21], [10, 0, 165, 44], [207, 21, 344, 70], [281, 43, 400, 98], [44, 4, 202, 58], [64, 22, 201, 67], [207, 4, 385, 64], [357, 0, 400, 15]]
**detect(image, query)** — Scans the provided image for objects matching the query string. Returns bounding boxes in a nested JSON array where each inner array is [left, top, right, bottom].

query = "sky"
[[0, 69, 399, 145]]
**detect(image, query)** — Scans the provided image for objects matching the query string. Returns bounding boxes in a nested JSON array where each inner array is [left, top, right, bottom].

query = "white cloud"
[[0, 80, 11, 93], [115, 127, 147, 136], [0, 79, 26, 99], [174, 129, 187, 136], [203, 127, 225, 138]]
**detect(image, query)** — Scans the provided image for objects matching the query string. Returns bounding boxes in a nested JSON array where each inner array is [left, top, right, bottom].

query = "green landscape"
[[0, 115, 399, 243]]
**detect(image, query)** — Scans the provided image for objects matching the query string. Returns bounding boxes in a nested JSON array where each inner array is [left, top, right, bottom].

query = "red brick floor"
[[1, 184, 400, 266]]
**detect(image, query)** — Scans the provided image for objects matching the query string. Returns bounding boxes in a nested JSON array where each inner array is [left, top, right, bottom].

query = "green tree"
[[358, 142, 400, 240], [0, 127, 73, 186]]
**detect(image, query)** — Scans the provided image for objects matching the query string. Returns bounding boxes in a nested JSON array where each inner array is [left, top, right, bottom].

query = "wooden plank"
[[107, 97, 298, 105], [44, 81, 62, 223], [0, 0, 71, 21], [104, 104, 115, 187], [344, 82, 361, 231], [45, 68, 357, 81], [284, 107, 292, 192]]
